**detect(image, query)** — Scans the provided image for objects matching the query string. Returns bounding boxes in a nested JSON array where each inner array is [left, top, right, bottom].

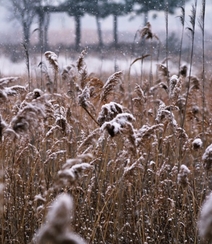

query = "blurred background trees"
[[4, 0, 190, 51]]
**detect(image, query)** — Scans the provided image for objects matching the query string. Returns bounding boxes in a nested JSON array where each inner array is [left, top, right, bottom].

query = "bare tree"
[[6, 0, 41, 48]]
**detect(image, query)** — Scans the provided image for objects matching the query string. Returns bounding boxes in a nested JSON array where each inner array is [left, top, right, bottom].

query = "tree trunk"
[[143, 11, 149, 26], [96, 16, 103, 48], [113, 14, 118, 48], [44, 12, 50, 51], [23, 21, 30, 48], [75, 15, 81, 51], [38, 10, 44, 53]]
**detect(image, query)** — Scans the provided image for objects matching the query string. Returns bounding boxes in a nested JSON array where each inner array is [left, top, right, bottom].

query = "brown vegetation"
[[1, 21, 212, 243]]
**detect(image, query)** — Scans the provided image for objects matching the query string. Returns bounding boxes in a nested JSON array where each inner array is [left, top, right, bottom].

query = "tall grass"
[[1, 2, 212, 244]]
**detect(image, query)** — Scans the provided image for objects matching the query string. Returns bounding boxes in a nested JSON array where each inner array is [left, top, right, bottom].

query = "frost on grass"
[[34, 193, 87, 244], [202, 144, 212, 170], [177, 164, 190, 187], [198, 192, 212, 242]]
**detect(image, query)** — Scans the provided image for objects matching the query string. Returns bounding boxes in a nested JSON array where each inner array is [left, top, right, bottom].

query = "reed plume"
[[45, 51, 59, 93], [100, 71, 123, 103], [198, 192, 212, 242], [202, 144, 212, 171], [101, 113, 135, 137], [58, 155, 93, 185], [177, 164, 190, 187], [34, 193, 87, 244], [97, 102, 124, 126]]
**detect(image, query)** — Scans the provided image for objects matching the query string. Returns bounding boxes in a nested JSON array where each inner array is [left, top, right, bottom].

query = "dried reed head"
[[156, 64, 169, 78], [76, 49, 87, 72], [179, 65, 187, 77], [44, 51, 59, 72], [134, 84, 146, 101], [33, 89, 43, 100], [198, 192, 212, 242], [202, 144, 212, 171], [155, 100, 178, 128], [169, 75, 182, 102], [100, 71, 123, 102], [138, 22, 159, 40], [76, 49, 88, 89], [192, 138, 203, 150], [34, 193, 87, 244], [58, 155, 93, 185], [101, 113, 135, 137], [10, 97, 46, 134], [97, 102, 124, 126], [78, 86, 92, 109], [177, 164, 190, 188], [187, 76, 200, 90]]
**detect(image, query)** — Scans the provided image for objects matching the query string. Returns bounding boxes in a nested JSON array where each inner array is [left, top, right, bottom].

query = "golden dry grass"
[[0, 45, 212, 244]]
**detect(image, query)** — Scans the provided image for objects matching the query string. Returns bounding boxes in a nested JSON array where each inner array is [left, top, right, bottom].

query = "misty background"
[[0, 0, 212, 76]]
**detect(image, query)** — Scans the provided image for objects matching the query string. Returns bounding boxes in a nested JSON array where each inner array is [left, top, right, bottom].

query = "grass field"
[[1, 4, 212, 243]]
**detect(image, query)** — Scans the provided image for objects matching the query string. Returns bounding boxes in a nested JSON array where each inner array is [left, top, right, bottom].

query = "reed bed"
[[1, 5, 212, 243]]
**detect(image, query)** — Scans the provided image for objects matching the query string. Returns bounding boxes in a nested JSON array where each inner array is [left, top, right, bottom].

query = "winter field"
[[2, 6, 212, 244]]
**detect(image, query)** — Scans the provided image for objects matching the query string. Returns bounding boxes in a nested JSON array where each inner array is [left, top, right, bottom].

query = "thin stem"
[[181, 0, 198, 129]]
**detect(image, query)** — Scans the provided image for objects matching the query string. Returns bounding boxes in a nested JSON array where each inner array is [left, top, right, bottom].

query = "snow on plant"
[[192, 138, 203, 150], [34, 193, 87, 244], [135, 124, 164, 146], [97, 102, 124, 126], [202, 144, 212, 170], [58, 154, 93, 184], [177, 164, 190, 187], [155, 100, 178, 129], [101, 113, 135, 137], [198, 192, 212, 242], [44, 51, 59, 71], [169, 75, 182, 102]]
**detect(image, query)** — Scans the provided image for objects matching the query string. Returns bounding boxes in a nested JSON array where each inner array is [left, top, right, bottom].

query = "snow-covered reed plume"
[[137, 22, 159, 40], [187, 75, 200, 90], [198, 192, 212, 242], [155, 100, 178, 128], [169, 75, 182, 101], [101, 113, 135, 137], [179, 65, 187, 78], [202, 144, 212, 170], [97, 102, 124, 126], [177, 164, 190, 187], [58, 154, 93, 184], [45, 51, 59, 93], [34, 193, 87, 244], [156, 63, 169, 79], [192, 138, 203, 150], [0, 76, 27, 103], [8, 90, 47, 135], [44, 51, 58, 72]]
